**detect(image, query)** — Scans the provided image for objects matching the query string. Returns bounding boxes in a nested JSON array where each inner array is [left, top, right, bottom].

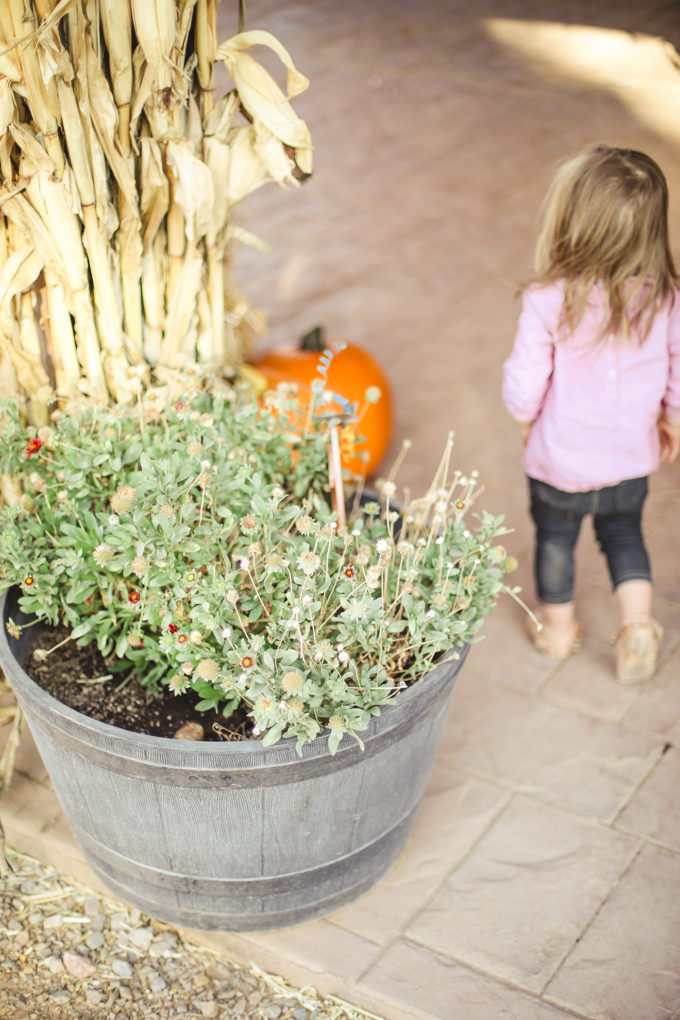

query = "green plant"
[[0, 382, 513, 753]]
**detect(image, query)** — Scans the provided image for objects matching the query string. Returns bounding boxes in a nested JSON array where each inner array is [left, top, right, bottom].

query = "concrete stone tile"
[[438, 671, 664, 821], [405, 796, 640, 994], [545, 844, 680, 1020], [0, 724, 51, 787], [621, 645, 680, 746], [615, 746, 680, 852], [242, 919, 383, 988], [2, 771, 63, 837], [463, 607, 561, 695], [330, 764, 511, 945], [542, 643, 640, 724], [359, 938, 584, 1020]]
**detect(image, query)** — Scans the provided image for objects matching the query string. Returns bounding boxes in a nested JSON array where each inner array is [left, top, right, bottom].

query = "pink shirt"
[[502, 281, 680, 492]]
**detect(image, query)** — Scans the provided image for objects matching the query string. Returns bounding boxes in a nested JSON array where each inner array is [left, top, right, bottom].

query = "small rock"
[[232, 997, 247, 1016], [294, 1010, 310, 1020], [63, 950, 97, 979], [83, 897, 101, 917], [14, 930, 29, 948], [20, 880, 37, 894], [89, 913, 107, 931], [85, 931, 105, 951], [173, 721, 205, 740], [266, 1007, 282, 1019], [119, 985, 133, 1000], [111, 958, 133, 978], [206, 963, 232, 981], [149, 973, 167, 993], [7, 918, 23, 933], [28, 912, 44, 925], [43, 956, 64, 974], [50, 990, 71, 1005], [128, 926, 153, 951], [110, 913, 129, 932], [86, 989, 105, 1005], [196, 1001, 218, 1018], [43, 914, 63, 930]]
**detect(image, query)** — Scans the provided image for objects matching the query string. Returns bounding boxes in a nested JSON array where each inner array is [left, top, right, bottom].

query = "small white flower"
[[252, 727, 262, 736], [338, 650, 350, 663], [221, 627, 232, 640], [239, 557, 249, 570], [108, 515, 119, 525], [436, 536, 444, 545], [376, 538, 389, 553], [426, 610, 436, 618], [352, 528, 361, 537], [278, 701, 288, 710], [302, 594, 312, 606]]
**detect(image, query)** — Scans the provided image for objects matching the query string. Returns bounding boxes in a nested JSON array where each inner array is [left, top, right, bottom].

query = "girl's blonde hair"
[[533, 144, 677, 342]]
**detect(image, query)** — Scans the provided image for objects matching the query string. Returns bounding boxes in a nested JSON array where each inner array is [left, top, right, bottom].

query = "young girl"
[[503, 144, 680, 683]]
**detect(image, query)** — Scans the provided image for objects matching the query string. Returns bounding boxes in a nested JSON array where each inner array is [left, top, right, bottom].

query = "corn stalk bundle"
[[0, 0, 313, 425]]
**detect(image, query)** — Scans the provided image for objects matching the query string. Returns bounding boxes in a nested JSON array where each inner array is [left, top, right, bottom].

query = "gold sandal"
[[526, 614, 582, 660], [613, 616, 664, 684]]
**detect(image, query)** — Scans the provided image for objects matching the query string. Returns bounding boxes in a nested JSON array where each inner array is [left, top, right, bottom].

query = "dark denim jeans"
[[528, 476, 651, 604]]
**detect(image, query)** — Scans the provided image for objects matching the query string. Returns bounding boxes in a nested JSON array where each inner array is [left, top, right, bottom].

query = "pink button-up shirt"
[[502, 281, 680, 492]]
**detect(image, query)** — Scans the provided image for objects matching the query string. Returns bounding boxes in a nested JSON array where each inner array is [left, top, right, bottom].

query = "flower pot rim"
[[0, 586, 467, 763]]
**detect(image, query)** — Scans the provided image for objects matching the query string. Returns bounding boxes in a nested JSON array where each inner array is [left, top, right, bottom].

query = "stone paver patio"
[[2, 2, 680, 1018]]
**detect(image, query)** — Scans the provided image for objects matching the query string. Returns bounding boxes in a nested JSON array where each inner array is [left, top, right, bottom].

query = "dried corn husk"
[[130, 0, 176, 90], [216, 30, 313, 175], [99, 0, 133, 151], [0, 1, 313, 425]]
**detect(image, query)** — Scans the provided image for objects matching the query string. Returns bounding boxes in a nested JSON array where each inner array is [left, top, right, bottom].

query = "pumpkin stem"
[[299, 325, 326, 351]]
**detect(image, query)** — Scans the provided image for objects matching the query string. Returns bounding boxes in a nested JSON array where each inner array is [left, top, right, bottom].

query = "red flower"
[[344, 567, 355, 579], [25, 438, 43, 458], [177, 633, 188, 644], [128, 590, 141, 604], [168, 623, 178, 634], [241, 655, 254, 668], [24, 576, 35, 586]]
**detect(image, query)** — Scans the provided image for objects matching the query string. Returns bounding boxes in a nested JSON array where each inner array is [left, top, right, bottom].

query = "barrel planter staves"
[[0, 586, 468, 931]]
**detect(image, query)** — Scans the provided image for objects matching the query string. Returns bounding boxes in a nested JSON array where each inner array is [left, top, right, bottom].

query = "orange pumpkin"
[[252, 327, 393, 478]]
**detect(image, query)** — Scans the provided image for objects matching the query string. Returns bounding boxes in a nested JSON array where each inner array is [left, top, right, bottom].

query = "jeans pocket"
[[613, 476, 648, 512]]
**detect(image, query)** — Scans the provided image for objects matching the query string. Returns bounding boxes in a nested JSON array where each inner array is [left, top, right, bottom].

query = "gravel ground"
[[0, 849, 384, 1020]]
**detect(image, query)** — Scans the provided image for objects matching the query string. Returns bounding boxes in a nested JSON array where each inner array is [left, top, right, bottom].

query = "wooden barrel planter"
[[0, 586, 468, 932]]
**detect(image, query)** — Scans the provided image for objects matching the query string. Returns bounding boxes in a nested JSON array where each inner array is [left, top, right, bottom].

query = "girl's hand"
[[517, 420, 533, 446], [658, 417, 680, 463]]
